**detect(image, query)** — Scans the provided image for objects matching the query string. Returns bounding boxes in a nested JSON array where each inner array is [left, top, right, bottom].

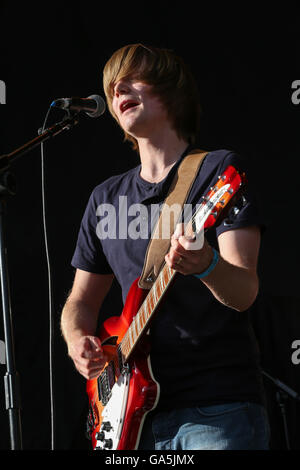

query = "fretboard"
[[119, 264, 176, 363], [117, 163, 243, 365]]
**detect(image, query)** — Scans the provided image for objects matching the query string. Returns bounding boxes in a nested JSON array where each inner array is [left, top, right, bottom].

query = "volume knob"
[[95, 431, 105, 441], [101, 421, 113, 432], [104, 438, 113, 449]]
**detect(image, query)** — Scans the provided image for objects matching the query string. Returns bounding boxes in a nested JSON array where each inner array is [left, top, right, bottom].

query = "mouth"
[[120, 99, 140, 114]]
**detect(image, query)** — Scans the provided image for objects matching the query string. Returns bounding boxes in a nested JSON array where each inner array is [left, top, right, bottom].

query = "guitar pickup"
[[98, 363, 114, 406]]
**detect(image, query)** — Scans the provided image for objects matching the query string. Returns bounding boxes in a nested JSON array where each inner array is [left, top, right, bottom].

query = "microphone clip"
[[38, 110, 79, 136]]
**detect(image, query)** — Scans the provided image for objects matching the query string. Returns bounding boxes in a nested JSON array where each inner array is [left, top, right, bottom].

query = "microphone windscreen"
[[87, 95, 106, 118]]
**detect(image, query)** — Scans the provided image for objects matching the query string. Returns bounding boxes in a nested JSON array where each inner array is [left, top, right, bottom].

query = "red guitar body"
[[86, 278, 159, 450]]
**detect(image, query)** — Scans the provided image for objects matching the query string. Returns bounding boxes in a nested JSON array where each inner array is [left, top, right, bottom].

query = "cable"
[[40, 107, 56, 450]]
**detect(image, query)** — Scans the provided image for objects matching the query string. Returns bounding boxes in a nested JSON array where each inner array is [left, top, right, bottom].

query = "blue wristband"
[[193, 248, 219, 279]]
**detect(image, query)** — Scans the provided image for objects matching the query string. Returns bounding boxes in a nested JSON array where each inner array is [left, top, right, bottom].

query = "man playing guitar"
[[61, 44, 270, 450]]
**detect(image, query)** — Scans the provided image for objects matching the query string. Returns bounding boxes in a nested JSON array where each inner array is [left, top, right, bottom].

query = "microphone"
[[50, 94, 106, 118]]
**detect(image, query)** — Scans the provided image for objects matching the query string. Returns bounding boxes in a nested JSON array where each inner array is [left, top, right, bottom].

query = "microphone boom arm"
[[0, 112, 80, 173]]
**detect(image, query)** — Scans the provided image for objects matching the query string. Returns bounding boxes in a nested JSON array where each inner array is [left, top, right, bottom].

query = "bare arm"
[[165, 225, 261, 312], [201, 226, 260, 311], [61, 269, 114, 379]]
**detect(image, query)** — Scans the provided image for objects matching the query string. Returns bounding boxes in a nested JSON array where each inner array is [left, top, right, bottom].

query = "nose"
[[114, 79, 131, 98]]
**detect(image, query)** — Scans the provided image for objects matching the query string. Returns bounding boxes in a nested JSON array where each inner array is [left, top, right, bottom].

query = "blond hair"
[[103, 44, 201, 151]]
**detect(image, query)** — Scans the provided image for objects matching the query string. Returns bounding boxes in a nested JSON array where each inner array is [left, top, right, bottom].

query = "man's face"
[[111, 77, 168, 139]]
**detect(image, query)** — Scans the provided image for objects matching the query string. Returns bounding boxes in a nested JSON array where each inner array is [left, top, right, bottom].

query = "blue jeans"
[[138, 402, 270, 450]]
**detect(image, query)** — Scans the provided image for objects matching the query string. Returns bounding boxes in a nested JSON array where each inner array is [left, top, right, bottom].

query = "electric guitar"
[[86, 164, 246, 450]]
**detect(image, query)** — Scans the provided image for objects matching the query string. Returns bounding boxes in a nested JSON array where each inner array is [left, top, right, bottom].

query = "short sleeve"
[[71, 189, 113, 274], [214, 152, 265, 237]]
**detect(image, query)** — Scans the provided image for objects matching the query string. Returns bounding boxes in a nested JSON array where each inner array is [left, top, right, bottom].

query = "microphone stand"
[[0, 111, 79, 450], [262, 369, 300, 450]]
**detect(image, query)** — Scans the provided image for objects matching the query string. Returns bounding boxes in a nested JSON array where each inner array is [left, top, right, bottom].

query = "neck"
[[137, 131, 189, 183]]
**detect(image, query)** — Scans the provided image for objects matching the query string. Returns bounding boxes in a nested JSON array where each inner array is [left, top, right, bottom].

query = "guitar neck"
[[118, 164, 245, 366], [120, 264, 176, 363]]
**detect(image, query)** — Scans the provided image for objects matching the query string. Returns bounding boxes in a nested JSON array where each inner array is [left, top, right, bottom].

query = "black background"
[[0, 2, 299, 451]]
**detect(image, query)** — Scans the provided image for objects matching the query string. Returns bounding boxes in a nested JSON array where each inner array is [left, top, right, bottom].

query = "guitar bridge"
[[97, 360, 116, 406]]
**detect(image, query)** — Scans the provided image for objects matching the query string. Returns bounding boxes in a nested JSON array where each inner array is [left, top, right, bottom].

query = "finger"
[[74, 357, 106, 379], [166, 244, 184, 263], [178, 232, 204, 251], [171, 232, 198, 251], [76, 364, 102, 381], [74, 355, 105, 374], [84, 335, 102, 352], [82, 348, 105, 360], [178, 235, 197, 251], [170, 238, 187, 256], [82, 336, 104, 359], [87, 336, 102, 350], [165, 252, 184, 270], [172, 223, 185, 240]]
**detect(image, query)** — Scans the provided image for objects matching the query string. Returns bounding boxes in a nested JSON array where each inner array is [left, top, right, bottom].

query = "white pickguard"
[[94, 349, 160, 450], [94, 371, 130, 450]]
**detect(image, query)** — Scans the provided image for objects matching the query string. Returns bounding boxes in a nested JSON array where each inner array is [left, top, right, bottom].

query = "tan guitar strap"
[[138, 149, 208, 289]]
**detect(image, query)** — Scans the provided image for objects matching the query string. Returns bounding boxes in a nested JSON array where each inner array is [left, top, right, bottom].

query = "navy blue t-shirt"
[[71, 149, 265, 410]]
